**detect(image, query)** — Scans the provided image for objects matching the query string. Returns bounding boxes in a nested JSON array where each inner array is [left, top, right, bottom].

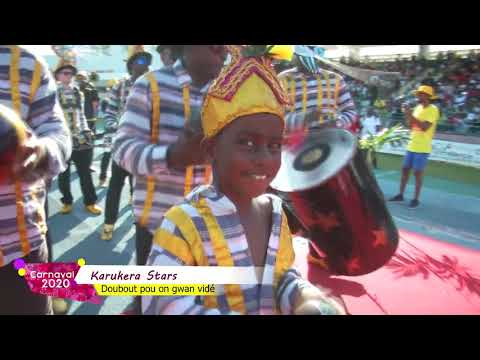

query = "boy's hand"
[[293, 285, 347, 315]]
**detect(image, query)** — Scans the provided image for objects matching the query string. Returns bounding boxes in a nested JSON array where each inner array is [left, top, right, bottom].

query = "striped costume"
[[143, 185, 339, 315], [57, 83, 91, 150], [112, 60, 211, 234], [103, 77, 134, 149], [279, 67, 358, 133], [0, 45, 71, 267]]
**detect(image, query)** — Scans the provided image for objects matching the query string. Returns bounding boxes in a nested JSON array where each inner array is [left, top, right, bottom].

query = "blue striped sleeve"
[[112, 74, 169, 178], [335, 77, 358, 128], [104, 82, 121, 133]]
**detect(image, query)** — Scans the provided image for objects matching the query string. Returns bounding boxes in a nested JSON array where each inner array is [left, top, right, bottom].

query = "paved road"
[[45, 146, 480, 315]]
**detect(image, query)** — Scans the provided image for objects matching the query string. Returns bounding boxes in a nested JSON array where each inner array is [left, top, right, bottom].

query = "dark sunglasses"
[[60, 71, 74, 76], [133, 56, 149, 66]]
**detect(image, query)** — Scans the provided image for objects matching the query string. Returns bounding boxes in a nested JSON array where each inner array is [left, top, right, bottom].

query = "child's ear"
[[200, 137, 215, 163]]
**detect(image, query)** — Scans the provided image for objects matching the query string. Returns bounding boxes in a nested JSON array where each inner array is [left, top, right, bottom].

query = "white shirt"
[[361, 115, 381, 138]]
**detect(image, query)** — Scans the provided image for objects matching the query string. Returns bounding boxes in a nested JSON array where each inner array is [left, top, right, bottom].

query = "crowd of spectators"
[[341, 50, 480, 136]]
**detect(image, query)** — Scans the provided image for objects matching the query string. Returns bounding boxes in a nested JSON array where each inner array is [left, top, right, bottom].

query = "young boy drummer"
[[142, 46, 345, 315]]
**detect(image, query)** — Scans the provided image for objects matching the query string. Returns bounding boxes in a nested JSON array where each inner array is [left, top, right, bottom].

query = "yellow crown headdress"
[[201, 45, 294, 139]]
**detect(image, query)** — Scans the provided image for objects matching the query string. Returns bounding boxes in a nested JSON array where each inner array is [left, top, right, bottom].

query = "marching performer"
[[0, 45, 71, 315], [142, 45, 346, 315], [279, 45, 358, 133], [98, 80, 117, 187], [54, 49, 102, 215], [100, 46, 151, 241], [112, 45, 227, 313], [278, 45, 360, 268], [76, 70, 100, 137]]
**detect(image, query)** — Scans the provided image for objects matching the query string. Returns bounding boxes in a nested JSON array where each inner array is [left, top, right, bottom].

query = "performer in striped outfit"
[[279, 46, 359, 268], [142, 45, 346, 315], [279, 45, 358, 133], [54, 52, 102, 216], [100, 46, 151, 241], [0, 45, 71, 314]]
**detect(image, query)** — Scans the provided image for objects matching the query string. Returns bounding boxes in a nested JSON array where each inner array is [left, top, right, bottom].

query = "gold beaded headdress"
[[201, 45, 294, 139]]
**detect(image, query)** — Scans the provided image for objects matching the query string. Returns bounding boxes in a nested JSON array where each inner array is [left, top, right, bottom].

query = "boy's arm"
[[142, 221, 239, 315], [277, 269, 346, 315], [275, 218, 346, 315]]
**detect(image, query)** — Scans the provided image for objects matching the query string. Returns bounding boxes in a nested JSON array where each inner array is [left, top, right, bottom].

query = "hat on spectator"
[[77, 70, 89, 80], [413, 85, 438, 100]]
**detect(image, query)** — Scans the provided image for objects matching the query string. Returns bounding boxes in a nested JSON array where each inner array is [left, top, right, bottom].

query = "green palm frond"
[[359, 125, 410, 152], [242, 45, 275, 58]]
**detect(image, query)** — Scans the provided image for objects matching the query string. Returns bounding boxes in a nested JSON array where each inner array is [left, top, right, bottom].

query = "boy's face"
[[206, 113, 284, 200]]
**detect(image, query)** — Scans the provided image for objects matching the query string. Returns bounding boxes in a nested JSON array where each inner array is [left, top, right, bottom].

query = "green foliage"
[[241, 45, 275, 58], [359, 125, 410, 152]]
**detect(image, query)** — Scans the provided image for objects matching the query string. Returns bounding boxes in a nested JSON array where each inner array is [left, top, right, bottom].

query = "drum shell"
[[287, 148, 399, 276]]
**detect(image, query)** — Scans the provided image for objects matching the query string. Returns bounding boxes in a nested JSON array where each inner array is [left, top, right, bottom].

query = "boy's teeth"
[[252, 175, 267, 180]]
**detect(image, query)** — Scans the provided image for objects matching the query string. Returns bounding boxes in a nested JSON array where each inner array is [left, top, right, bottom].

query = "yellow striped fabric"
[[194, 198, 246, 314], [183, 85, 194, 197], [10, 45, 31, 257], [29, 62, 46, 234], [165, 205, 218, 309], [333, 74, 341, 114], [153, 229, 195, 266], [139, 73, 161, 227], [316, 75, 324, 124], [323, 71, 332, 116], [302, 75, 308, 114], [290, 77, 296, 112]]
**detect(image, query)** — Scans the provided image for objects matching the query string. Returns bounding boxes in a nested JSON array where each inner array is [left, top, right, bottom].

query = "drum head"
[[271, 128, 357, 192]]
